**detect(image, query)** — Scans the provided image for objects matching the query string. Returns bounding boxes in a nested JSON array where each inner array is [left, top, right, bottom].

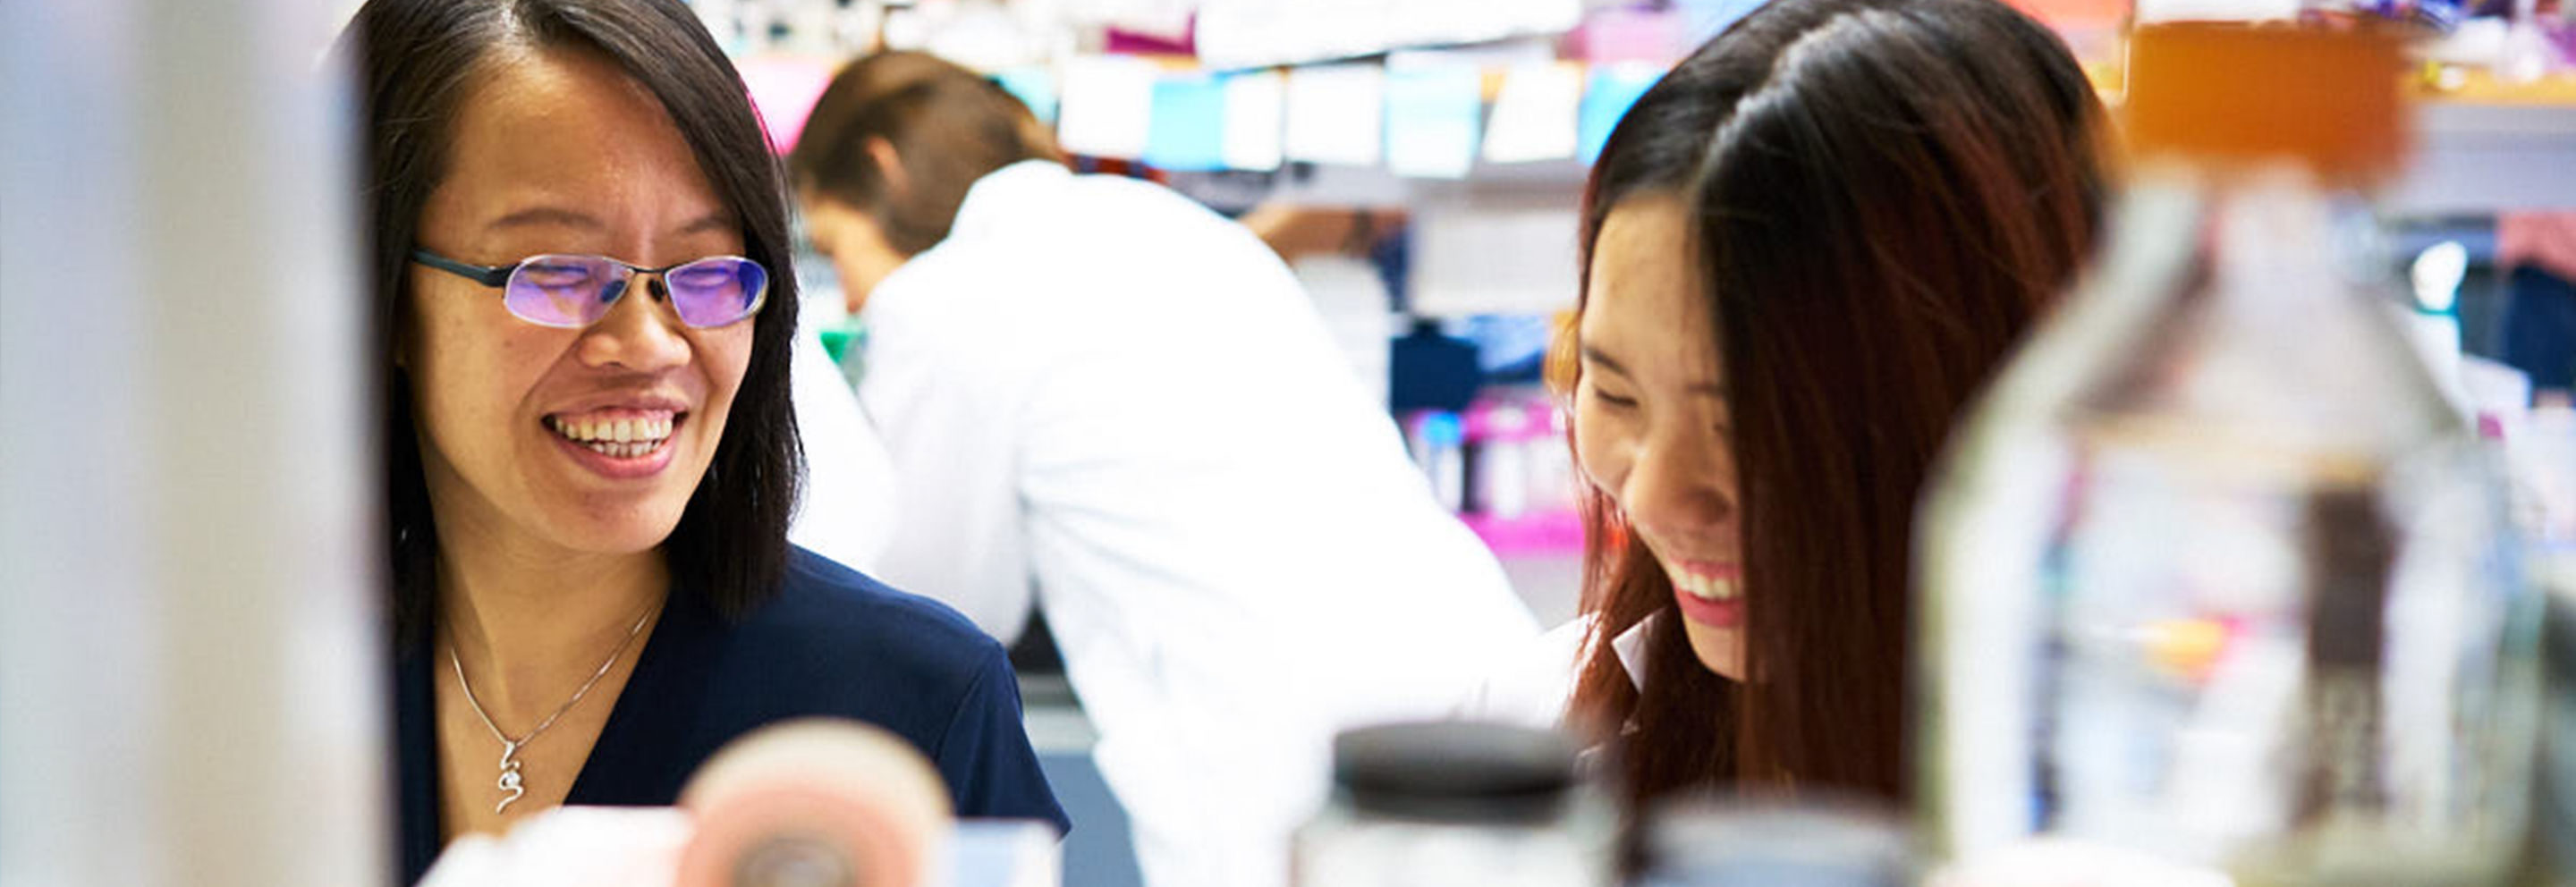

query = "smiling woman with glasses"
[[339, 0, 1065, 882]]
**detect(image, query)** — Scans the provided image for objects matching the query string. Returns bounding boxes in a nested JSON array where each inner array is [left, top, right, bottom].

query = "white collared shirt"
[[1455, 613, 1656, 729]]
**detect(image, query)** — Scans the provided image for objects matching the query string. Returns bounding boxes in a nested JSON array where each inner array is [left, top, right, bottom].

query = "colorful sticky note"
[[1383, 63, 1483, 179], [1579, 63, 1666, 165], [1482, 62, 1584, 164], [1221, 71, 1285, 172], [1055, 55, 1158, 160], [991, 66, 1059, 125], [1283, 63, 1385, 166], [1143, 73, 1228, 171], [1571, 6, 1687, 63]]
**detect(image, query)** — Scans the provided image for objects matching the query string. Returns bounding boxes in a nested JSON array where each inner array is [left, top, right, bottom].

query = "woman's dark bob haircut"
[[343, 0, 804, 643]]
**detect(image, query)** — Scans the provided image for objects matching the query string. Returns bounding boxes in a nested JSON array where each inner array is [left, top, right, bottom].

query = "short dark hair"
[[786, 50, 1065, 257], [1562, 0, 2107, 813], [343, 0, 804, 644]]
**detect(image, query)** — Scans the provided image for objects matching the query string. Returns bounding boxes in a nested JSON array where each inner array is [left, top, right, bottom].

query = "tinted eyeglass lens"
[[665, 258, 767, 328], [504, 255, 625, 327]]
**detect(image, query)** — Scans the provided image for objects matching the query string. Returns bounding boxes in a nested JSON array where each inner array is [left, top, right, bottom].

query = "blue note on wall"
[[1143, 73, 1228, 172], [1383, 63, 1483, 179], [1578, 64, 1665, 165], [993, 67, 1059, 125]]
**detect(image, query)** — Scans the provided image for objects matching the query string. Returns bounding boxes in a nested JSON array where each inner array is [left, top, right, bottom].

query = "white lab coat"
[[854, 161, 1541, 887], [787, 315, 897, 575]]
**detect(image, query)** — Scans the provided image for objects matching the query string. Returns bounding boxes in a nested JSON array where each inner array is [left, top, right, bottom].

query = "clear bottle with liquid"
[[1914, 21, 2545, 887]]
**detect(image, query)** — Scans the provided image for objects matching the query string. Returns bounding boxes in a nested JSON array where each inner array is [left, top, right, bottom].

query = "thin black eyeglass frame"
[[409, 247, 764, 287], [407, 247, 767, 327]]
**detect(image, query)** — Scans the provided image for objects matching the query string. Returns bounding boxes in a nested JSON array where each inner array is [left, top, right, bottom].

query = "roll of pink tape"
[[676, 719, 954, 887]]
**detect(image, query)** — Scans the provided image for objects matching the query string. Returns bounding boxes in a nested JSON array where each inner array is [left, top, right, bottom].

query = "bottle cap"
[[2123, 22, 2409, 185], [1332, 721, 1580, 824]]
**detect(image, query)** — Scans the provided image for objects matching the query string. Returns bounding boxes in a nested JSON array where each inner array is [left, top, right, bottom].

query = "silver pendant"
[[495, 740, 527, 815]]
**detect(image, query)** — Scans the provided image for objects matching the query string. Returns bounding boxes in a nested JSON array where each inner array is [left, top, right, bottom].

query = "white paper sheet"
[[1283, 63, 1386, 167], [1221, 70, 1286, 171], [1055, 55, 1159, 160], [1481, 62, 1583, 164]]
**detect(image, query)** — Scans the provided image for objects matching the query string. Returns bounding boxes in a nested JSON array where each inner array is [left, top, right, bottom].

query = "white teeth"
[[1674, 571, 1739, 601], [547, 414, 676, 463], [1680, 573, 1717, 600], [547, 414, 675, 445], [575, 439, 664, 459]]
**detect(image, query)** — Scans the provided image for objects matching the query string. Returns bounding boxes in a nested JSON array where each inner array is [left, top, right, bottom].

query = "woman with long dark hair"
[[339, 1, 1064, 880], [1475, 0, 2109, 816]]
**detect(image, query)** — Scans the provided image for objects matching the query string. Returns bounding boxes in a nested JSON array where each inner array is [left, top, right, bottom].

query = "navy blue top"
[[394, 546, 1069, 884]]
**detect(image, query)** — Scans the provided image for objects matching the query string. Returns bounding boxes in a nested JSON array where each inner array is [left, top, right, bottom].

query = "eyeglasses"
[[411, 249, 768, 330]]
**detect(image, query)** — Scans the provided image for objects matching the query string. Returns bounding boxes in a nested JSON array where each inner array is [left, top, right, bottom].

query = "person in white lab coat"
[[786, 316, 897, 574], [786, 51, 1540, 887]]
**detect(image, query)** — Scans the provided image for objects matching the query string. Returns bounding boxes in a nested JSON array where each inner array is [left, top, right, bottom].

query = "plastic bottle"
[[1915, 21, 2544, 887]]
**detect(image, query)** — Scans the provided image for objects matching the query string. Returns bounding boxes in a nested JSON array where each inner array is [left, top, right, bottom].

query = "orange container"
[[2123, 21, 2410, 185]]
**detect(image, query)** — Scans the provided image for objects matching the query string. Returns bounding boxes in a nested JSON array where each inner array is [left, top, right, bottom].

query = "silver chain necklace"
[[446, 603, 657, 815]]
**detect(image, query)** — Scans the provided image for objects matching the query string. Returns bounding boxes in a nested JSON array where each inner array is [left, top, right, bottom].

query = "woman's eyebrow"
[[480, 207, 734, 239], [672, 212, 733, 237], [1582, 344, 1725, 395], [484, 206, 602, 233], [1581, 345, 1633, 378]]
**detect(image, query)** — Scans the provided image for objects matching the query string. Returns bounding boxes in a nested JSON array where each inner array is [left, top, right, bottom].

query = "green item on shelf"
[[817, 317, 869, 390], [818, 324, 860, 364]]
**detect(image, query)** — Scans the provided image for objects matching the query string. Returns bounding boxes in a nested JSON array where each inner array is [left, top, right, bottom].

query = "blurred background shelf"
[[2393, 98, 2576, 214]]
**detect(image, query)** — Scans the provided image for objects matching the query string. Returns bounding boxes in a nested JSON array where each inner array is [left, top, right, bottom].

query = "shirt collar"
[[947, 159, 1072, 242], [1611, 612, 1657, 690]]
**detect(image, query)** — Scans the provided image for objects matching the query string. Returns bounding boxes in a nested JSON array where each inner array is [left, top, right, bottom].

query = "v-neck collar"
[[396, 582, 706, 883], [561, 584, 711, 805]]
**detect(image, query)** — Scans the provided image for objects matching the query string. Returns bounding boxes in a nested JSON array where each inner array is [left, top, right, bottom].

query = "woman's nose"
[[575, 274, 691, 373], [1622, 435, 1735, 542]]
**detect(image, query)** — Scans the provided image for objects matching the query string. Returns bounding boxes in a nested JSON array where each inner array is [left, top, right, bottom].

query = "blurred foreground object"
[[1292, 721, 1611, 887], [680, 719, 956, 887], [2538, 556, 2576, 883], [1635, 796, 1913, 887], [0, 0, 384, 885], [422, 719, 1060, 887], [1918, 18, 2543, 887]]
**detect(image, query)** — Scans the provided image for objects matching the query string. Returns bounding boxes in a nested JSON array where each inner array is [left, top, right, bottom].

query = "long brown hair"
[[1562, 0, 2107, 814], [786, 51, 1065, 257]]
